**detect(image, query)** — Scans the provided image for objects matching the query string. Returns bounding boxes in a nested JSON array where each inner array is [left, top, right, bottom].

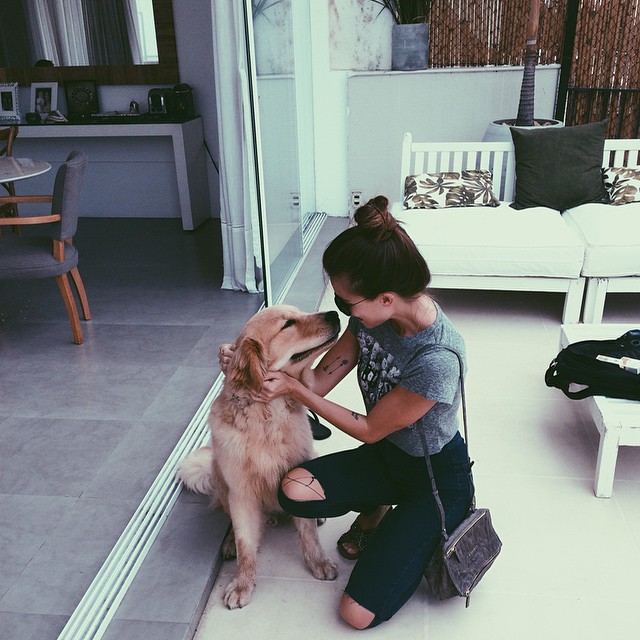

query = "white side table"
[[560, 324, 640, 498]]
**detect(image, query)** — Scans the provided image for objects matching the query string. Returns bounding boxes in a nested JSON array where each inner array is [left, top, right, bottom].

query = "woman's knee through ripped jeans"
[[277, 435, 474, 629], [280, 467, 326, 502]]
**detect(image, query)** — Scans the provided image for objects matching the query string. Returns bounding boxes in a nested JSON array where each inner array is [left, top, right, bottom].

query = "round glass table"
[[0, 157, 51, 183]]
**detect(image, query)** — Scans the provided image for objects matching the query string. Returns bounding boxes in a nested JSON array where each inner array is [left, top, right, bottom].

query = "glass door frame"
[[243, 0, 320, 307], [242, 0, 272, 304]]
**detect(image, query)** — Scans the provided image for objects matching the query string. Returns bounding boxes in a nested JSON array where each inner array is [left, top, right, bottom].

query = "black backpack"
[[545, 329, 640, 401]]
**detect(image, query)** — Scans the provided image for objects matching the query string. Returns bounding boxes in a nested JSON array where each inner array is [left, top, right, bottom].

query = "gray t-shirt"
[[349, 301, 465, 456]]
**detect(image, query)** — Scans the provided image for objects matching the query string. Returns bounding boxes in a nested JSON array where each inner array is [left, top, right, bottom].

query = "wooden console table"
[[17, 117, 210, 230]]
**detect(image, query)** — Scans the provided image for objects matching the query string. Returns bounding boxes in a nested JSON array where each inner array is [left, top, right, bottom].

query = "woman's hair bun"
[[323, 194, 431, 297], [353, 195, 399, 240]]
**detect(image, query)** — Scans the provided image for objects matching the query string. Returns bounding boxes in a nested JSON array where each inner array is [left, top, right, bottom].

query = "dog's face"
[[227, 305, 340, 394]]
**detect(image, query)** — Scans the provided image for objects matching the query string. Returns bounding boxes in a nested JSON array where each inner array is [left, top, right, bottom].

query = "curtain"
[[123, 0, 143, 64], [82, 0, 133, 66], [0, 1, 32, 67], [24, 0, 62, 64], [53, 0, 89, 64], [23, 0, 134, 66], [211, 0, 263, 293], [24, 0, 89, 65]]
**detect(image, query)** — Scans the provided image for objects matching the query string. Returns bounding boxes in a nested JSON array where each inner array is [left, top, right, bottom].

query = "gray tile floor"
[[7, 214, 639, 640], [0, 218, 263, 640]]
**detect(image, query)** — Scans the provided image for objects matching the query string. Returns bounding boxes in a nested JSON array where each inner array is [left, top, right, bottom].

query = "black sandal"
[[337, 520, 376, 560], [337, 507, 394, 560]]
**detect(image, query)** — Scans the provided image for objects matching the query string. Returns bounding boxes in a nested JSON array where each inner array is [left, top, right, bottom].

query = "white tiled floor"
[[193, 289, 640, 640]]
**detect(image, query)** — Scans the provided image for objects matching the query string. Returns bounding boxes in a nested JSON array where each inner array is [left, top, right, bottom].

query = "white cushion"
[[392, 201, 585, 278], [562, 202, 640, 277]]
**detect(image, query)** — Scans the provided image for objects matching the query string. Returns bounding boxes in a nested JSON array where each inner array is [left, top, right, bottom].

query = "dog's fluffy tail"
[[176, 446, 216, 496]]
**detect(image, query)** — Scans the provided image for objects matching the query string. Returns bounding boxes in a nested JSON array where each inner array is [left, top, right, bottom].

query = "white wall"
[[346, 65, 561, 208], [309, 3, 349, 219], [308, 3, 561, 218], [173, 0, 220, 218]]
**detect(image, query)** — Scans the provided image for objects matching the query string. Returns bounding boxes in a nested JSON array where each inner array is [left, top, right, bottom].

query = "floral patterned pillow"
[[403, 170, 500, 209], [603, 167, 640, 205]]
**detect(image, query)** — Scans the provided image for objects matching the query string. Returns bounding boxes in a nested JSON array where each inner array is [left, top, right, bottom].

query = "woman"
[[221, 196, 474, 629]]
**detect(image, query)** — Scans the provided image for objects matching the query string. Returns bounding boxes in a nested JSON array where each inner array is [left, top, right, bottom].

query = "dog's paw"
[[223, 578, 255, 609], [308, 557, 338, 581]]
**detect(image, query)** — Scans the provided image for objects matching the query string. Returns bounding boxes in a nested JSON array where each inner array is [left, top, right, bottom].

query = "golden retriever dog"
[[177, 305, 341, 609]]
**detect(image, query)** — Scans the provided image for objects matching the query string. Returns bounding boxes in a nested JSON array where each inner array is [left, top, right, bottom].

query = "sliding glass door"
[[244, 0, 324, 305]]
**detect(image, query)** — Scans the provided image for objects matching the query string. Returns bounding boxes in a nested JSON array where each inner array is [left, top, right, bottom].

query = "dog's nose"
[[324, 310, 340, 327]]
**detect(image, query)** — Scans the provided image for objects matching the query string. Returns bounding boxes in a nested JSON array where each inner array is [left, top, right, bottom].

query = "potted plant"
[[484, 0, 562, 141], [371, 1, 433, 70], [251, 0, 283, 17]]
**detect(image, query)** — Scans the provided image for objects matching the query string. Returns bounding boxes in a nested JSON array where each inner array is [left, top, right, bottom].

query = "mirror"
[[0, 0, 178, 85]]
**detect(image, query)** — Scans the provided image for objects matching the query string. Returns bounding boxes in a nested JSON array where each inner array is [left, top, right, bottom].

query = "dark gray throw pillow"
[[510, 120, 609, 211]]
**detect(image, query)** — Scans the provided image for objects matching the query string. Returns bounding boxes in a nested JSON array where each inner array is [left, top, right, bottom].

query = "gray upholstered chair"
[[0, 150, 91, 344]]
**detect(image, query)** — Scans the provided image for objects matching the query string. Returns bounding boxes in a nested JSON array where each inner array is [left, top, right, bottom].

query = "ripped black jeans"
[[278, 432, 474, 628]]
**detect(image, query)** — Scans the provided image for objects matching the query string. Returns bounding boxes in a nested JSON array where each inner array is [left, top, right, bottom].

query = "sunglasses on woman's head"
[[334, 294, 369, 316]]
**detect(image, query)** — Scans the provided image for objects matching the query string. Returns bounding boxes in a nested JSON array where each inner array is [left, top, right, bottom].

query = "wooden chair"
[[0, 151, 91, 344], [0, 125, 19, 229]]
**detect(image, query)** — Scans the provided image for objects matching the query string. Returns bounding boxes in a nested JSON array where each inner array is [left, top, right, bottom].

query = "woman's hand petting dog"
[[253, 370, 298, 403], [219, 344, 303, 404]]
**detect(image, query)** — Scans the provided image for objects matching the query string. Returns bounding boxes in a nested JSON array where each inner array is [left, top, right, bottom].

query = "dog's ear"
[[227, 337, 266, 393]]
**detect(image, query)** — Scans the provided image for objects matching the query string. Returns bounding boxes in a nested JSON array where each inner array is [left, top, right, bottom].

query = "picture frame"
[[0, 82, 20, 123], [30, 82, 58, 118]]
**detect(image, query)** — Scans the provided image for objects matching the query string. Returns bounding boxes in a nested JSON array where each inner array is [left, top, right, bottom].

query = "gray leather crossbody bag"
[[419, 346, 502, 607]]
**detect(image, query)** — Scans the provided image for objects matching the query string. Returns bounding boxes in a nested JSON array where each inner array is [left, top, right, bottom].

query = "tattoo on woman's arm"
[[351, 412, 360, 421], [322, 356, 349, 374]]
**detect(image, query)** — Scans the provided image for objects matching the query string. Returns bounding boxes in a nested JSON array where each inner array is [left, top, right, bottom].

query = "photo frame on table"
[[30, 82, 58, 118], [0, 82, 20, 123]]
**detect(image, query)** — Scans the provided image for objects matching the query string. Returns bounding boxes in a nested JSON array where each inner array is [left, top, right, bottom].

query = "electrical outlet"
[[290, 192, 300, 207], [350, 190, 362, 209]]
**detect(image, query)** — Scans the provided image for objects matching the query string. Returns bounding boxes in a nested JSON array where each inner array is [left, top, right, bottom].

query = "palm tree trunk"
[[516, 0, 540, 126]]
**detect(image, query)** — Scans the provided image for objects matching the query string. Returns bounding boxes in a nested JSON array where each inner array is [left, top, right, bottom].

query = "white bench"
[[561, 324, 640, 498], [393, 134, 640, 323]]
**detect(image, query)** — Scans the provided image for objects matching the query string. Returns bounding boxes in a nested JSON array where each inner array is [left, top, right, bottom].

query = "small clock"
[[64, 80, 100, 119]]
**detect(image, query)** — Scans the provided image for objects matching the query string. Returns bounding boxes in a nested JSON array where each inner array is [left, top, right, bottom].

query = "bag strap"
[[418, 345, 472, 542]]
